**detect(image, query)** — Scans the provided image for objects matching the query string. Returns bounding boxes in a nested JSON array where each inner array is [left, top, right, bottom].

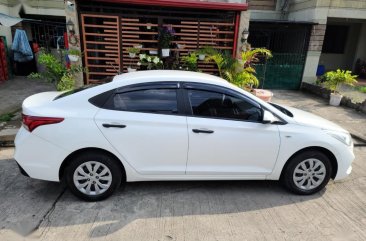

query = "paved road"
[[0, 90, 365, 241], [0, 76, 54, 116]]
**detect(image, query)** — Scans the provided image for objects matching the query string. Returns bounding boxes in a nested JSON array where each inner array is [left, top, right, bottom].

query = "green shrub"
[[28, 50, 85, 91], [323, 69, 358, 93], [127, 47, 140, 54], [357, 86, 366, 93], [0, 113, 15, 122], [181, 53, 198, 71], [68, 49, 81, 56]]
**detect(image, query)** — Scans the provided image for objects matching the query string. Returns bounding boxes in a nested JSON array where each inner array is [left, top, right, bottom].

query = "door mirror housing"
[[262, 110, 276, 124]]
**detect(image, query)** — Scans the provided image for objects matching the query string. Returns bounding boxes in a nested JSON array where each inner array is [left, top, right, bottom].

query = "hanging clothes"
[[11, 29, 33, 62]]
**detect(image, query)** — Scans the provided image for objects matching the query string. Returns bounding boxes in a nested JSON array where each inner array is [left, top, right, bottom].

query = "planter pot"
[[146, 24, 152, 30], [251, 89, 273, 102], [149, 50, 158, 55], [129, 52, 136, 58], [68, 54, 79, 62], [127, 67, 136, 73], [329, 93, 343, 106], [198, 54, 206, 61], [134, 44, 143, 49], [177, 44, 185, 49], [161, 48, 170, 57]]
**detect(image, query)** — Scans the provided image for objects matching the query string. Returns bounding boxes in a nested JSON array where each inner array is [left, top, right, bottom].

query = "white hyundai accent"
[[14, 70, 354, 201]]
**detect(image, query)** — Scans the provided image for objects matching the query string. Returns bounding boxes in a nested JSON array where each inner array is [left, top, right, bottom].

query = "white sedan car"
[[15, 70, 354, 201]]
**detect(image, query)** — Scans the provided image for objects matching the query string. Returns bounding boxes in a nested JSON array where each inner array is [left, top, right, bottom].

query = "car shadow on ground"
[[0, 159, 325, 238]]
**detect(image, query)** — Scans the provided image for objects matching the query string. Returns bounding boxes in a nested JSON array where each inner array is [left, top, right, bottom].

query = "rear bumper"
[[14, 127, 69, 182]]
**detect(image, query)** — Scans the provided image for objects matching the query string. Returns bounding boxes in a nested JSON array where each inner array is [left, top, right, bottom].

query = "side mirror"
[[262, 110, 276, 124]]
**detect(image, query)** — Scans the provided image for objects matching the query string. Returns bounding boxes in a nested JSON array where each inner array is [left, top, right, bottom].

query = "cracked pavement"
[[0, 90, 365, 241]]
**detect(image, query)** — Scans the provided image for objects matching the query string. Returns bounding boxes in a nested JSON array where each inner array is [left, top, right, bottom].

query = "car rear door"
[[94, 82, 188, 175], [184, 83, 280, 177]]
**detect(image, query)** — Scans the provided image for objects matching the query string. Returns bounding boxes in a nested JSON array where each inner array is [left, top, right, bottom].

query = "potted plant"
[[127, 67, 136, 72], [205, 46, 273, 102], [323, 69, 358, 106], [158, 27, 175, 57], [138, 54, 163, 70], [181, 52, 198, 71], [177, 44, 185, 49], [146, 23, 152, 30], [28, 49, 85, 91], [196, 48, 207, 61], [68, 49, 81, 62], [134, 44, 143, 49], [127, 47, 140, 58]]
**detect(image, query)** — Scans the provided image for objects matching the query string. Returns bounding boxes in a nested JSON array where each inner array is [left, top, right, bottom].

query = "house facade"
[[0, 0, 365, 89], [248, 0, 366, 88], [0, 0, 65, 48]]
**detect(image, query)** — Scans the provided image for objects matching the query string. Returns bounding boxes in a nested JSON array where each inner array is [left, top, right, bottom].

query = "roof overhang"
[[85, 0, 248, 11]]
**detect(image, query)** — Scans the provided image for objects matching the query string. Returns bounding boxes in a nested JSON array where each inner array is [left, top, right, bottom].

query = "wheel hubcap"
[[73, 161, 112, 196], [293, 158, 326, 191]]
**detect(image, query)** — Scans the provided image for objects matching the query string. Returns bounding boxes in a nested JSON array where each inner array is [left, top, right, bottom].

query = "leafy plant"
[[181, 53, 198, 71], [127, 47, 140, 54], [68, 49, 81, 56], [57, 73, 75, 91], [357, 86, 366, 93], [197, 46, 217, 56], [323, 69, 358, 93], [28, 50, 85, 91], [204, 47, 272, 89], [241, 48, 272, 69], [0, 113, 15, 122], [158, 27, 175, 48], [138, 54, 164, 70]]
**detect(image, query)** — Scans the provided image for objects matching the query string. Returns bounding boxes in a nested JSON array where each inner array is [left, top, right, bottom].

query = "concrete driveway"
[[0, 91, 366, 241]]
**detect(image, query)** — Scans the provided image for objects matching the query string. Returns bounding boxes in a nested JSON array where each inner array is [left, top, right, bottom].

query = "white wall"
[[0, 3, 13, 46]]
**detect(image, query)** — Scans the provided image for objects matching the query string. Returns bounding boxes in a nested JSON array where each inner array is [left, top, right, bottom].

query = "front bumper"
[[333, 144, 355, 181]]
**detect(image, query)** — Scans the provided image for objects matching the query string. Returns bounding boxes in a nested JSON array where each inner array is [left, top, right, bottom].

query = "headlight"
[[326, 130, 352, 146]]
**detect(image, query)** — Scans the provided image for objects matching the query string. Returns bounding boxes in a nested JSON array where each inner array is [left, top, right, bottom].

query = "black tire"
[[282, 150, 332, 195], [65, 151, 124, 201]]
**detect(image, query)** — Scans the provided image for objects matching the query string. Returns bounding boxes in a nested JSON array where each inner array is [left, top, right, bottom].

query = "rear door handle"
[[192, 129, 214, 134], [102, 123, 126, 128]]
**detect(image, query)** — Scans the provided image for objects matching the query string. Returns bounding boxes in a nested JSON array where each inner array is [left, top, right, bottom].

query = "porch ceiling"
[[83, 0, 248, 11]]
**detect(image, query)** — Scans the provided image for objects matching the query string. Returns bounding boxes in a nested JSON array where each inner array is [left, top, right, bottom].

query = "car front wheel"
[[282, 150, 332, 195], [65, 152, 123, 201]]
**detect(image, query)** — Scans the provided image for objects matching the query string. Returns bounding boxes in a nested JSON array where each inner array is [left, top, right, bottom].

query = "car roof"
[[112, 70, 230, 87]]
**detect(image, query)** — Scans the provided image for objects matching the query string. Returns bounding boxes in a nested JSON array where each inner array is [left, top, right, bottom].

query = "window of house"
[[187, 90, 262, 121], [113, 89, 178, 114], [322, 25, 349, 54]]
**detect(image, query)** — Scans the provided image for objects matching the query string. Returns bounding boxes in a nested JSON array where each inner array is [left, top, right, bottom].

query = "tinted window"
[[188, 90, 262, 121], [113, 89, 178, 114], [322, 25, 348, 54]]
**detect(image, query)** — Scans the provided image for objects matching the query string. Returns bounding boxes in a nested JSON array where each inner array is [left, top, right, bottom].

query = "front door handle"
[[192, 129, 214, 134], [102, 123, 126, 128]]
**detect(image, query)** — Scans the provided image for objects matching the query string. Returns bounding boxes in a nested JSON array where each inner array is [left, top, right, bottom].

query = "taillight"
[[22, 114, 64, 132]]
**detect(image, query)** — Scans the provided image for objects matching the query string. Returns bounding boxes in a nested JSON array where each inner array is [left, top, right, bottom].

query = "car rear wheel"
[[282, 150, 332, 195], [65, 152, 123, 201]]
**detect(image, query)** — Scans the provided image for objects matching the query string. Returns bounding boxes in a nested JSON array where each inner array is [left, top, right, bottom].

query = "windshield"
[[270, 103, 293, 117], [54, 85, 98, 100]]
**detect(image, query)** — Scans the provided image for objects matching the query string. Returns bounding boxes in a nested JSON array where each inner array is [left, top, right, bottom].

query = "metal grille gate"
[[249, 22, 312, 90]]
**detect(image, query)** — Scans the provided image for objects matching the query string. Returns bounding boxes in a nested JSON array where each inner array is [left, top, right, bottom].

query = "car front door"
[[184, 83, 280, 177], [94, 82, 188, 175]]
